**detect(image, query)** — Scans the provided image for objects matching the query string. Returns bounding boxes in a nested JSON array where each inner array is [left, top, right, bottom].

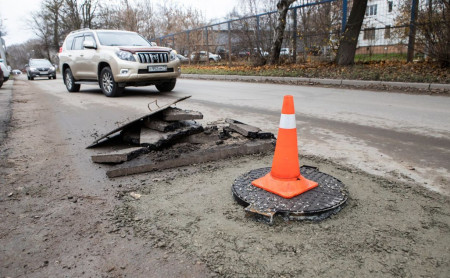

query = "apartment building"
[[357, 0, 406, 54]]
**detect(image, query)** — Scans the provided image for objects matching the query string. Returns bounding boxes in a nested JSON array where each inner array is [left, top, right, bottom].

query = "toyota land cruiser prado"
[[59, 29, 181, 97]]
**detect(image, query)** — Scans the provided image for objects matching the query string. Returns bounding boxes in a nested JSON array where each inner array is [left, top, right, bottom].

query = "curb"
[[0, 79, 13, 146], [180, 74, 450, 92]]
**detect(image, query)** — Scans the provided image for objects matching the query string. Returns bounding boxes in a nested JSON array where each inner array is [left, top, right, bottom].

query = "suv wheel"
[[64, 68, 80, 92], [155, 79, 176, 93], [100, 67, 123, 97]]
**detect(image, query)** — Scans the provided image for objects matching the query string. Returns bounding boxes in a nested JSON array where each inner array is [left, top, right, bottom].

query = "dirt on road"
[[1, 79, 449, 278]]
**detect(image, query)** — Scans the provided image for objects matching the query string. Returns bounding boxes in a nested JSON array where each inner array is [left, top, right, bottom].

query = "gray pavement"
[[2, 76, 449, 195], [0, 79, 13, 146], [1, 74, 448, 146]]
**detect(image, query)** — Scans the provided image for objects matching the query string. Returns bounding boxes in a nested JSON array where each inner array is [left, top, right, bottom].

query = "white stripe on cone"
[[279, 114, 296, 129]]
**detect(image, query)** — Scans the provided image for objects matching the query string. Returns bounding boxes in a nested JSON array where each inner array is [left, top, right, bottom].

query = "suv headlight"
[[116, 50, 136, 62], [50, 66, 55, 71], [169, 50, 177, 61], [30, 67, 37, 71]]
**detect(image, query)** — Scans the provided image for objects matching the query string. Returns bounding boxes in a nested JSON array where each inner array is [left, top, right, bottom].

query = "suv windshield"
[[30, 60, 52, 67], [96, 32, 151, 47]]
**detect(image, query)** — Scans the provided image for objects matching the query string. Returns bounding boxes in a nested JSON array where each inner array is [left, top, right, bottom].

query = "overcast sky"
[[0, 0, 240, 46]]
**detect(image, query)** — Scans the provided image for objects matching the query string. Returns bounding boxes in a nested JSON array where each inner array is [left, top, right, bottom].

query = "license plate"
[[148, 65, 167, 72], [40, 71, 48, 75]]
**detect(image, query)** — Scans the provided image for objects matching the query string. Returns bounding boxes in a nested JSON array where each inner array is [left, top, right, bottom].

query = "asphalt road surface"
[[18, 74, 450, 194], [1, 74, 449, 277]]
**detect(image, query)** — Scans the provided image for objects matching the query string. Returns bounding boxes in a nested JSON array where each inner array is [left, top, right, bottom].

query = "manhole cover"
[[232, 166, 348, 223]]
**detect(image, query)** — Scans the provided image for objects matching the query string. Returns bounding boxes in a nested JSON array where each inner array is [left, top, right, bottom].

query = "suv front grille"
[[137, 52, 169, 63]]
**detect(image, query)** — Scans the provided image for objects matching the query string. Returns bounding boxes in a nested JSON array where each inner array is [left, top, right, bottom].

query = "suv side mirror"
[[83, 40, 96, 49], [150, 42, 157, 46]]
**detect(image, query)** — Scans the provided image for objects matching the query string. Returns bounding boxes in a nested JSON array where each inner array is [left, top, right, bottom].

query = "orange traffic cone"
[[252, 95, 318, 198]]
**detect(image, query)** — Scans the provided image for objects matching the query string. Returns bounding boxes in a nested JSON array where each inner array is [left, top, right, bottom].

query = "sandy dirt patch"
[[113, 154, 450, 277]]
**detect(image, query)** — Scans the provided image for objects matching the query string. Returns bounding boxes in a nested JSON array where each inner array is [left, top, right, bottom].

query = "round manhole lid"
[[232, 166, 348, 223]]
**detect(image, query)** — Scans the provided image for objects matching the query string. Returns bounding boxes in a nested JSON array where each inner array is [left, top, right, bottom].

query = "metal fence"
[[153, 0, 436, 65], [356, 0, 410, 62]]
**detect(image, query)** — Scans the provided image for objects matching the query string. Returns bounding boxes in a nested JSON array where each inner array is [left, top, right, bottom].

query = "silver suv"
[[26, 59, 57, 80], [59, 29, 181, 97]]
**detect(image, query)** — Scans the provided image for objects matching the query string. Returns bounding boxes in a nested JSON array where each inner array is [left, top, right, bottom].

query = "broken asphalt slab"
[[88, 96, 275, 178], [106, 140, 274, 178], [138, 122, 204, 148], [87, 95, 192, 148], [91, 147, 147, 164]]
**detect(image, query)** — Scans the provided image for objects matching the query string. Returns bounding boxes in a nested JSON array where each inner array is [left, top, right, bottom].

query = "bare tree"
[[95, 0, 204, 43], [81, 0, 97, 28], [136, 1, 158, 39], [268, 0, 297, 65], [229, 0, 284, 64], [418, 0, 450, 66], [44, 0, 64, 51], [62, 0, 82, 30], [23, 0, 206, 65], [96, 2, 121, 30], [6, 40, 46, 69], [29, 0, 63, 55], [335, 0, 368, 65], [395, 0, 450, 66], [60, 0, 97, 32], [30, 10, 53, 61]]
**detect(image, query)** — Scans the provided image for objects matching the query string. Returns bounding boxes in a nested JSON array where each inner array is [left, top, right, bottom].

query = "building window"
[[366, 4, 378, 16], [388, 1, 393, 13], [385, 25, 391, 39], [364, 28, 376, 40]]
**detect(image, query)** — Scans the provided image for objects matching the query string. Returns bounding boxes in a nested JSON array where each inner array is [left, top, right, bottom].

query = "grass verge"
[[181, 61, 450, 84]]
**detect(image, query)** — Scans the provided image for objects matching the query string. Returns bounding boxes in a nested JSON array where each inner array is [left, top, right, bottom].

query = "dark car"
[[238, 49, 250, 58], [26, 59, 57, 80]]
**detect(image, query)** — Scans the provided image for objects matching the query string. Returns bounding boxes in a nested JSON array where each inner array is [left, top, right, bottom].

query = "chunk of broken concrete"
[[91, 147, 147, 164], [162, 107, 203, 121], [139, 121, 203, 149], [226, 118, 261, 138]]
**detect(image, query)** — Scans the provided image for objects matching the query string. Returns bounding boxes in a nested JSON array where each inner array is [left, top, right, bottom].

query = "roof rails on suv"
[[68, 28, 91, 35]]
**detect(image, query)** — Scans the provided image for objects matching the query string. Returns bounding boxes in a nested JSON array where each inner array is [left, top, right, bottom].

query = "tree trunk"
[[336, 0, 368, 65], [407, 0, 419, 63], [47, 0, 63, 52], [269, 0, 296, 65]]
